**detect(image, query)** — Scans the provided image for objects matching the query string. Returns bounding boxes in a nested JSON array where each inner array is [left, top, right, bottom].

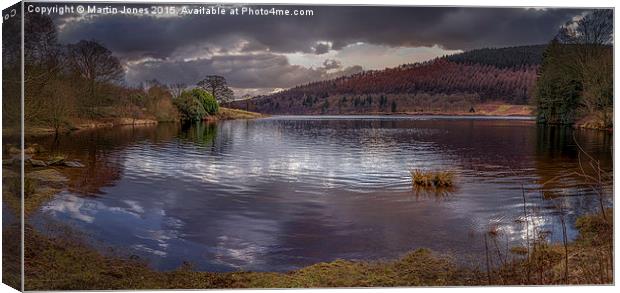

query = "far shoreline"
[[10, 107, 267, 138], [260, 113, 537, 119]]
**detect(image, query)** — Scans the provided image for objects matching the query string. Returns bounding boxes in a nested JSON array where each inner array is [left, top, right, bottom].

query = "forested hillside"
[[445, 45, 546, 68], [229, 45, 543, 115]]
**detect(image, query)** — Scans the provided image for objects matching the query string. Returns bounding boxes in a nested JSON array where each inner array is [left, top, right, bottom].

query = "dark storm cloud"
[[313, 42, 331, 54], [56, 5, 587, 59], [126, 53, 363, 88], [45, 4, 593, 90]]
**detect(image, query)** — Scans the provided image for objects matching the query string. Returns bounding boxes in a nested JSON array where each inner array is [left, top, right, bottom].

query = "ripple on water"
[[30, 117, 612, 272]]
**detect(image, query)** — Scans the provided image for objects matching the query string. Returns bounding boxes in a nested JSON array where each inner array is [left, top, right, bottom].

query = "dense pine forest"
[[444, 45, 546, 68], [229, 46, 542, 115]]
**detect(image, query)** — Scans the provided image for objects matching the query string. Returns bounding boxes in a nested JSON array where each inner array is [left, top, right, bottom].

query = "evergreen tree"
[[534, 39, 581, 124], [535, 10, 613, 127]]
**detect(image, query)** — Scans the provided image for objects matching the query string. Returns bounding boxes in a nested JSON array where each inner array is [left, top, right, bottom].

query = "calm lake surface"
[[31, 116, 613, 272]]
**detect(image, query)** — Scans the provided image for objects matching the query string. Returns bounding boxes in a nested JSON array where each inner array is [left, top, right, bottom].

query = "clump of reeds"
[[478, 134, 613, 286], [410, 170, 455, 188]]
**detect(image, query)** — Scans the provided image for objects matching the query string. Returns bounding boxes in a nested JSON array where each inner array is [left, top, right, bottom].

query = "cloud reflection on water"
[[34, 117, 612, 271]]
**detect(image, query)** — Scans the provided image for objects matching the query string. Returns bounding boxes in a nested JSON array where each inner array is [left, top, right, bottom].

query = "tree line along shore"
[[3, 12, 264, 137], [2, 11, 613, 138]]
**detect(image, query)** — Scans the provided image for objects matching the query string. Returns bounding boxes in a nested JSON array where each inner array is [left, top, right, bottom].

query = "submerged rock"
[[7, 145, 20, 154], [63, 161, 85, 168], [46, 156, 66, 166], [6, 144, 44, 154], [24, 144, 43, 154], [3, 155, 32, 166], [29, 159, 47, 167], [27, 169, 69, 184], [42, 155, 84, 167]]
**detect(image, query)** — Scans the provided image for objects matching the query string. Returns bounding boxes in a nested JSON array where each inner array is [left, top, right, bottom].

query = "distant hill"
[[229, 45, 545, 115]]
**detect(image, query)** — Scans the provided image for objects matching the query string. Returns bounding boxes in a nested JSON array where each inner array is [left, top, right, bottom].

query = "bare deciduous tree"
[[23, 13, 63, 123], [66, 40, 124, 109], [168, 83, 187, 99], [40, 79, 75, 134], [197, 75, 234, 104], [557, 10, 613, 46]]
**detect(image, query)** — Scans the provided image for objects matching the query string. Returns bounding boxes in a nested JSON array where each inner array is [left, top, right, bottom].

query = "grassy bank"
[[575, 114, 614, 131], [212, 107, 267, 120], [9, 107, 264, 136], [391, 103, 534, 117], [2, 208, 610, 290]]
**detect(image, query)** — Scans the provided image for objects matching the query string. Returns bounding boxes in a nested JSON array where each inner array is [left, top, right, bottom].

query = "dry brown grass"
[[18, 223, 469, 290], [15, 208, 612, 290], [411, 169, 455, 188], [2, 167, 66, 216], [214, 107, 266, 120]]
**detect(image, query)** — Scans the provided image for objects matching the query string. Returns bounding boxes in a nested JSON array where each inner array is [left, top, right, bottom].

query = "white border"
[[1, 1, 618, 293]]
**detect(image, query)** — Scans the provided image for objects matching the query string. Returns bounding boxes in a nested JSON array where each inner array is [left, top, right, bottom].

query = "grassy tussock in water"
[[411, 170, 455, 188]]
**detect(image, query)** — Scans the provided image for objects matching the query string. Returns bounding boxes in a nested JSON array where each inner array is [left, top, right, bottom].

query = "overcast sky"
[[46, 4, 588, 96]]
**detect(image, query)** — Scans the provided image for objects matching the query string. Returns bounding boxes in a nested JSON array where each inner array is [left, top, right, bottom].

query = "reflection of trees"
[[211, 120, 246, 153], [177, 121, 247, 157], [534, 125, 579, 199], [178, 121, 218, 147], [25, 121, 229, 196], [69, 148, 123, 196], [535, 126, 613, 222], [412, 185, 457, 201], [534, 125, 613, 203], [534, 124, 612, 170], [27, 124, 179, 196], [535, 125, 575, 159], [269, 118, 538, 169]]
